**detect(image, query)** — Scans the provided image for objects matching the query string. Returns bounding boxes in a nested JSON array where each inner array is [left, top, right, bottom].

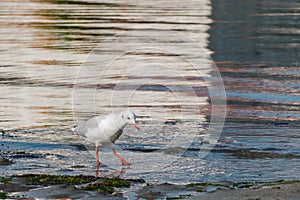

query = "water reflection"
[[209, 0, 300, 182], [209, 0, 300, 123]]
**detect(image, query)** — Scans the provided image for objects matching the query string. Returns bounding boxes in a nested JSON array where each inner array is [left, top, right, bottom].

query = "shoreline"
[[0, 174, 299, 199]]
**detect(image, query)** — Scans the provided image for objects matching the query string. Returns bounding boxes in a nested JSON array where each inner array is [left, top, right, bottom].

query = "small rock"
[[164, 121, 177, 125], [0, 157, 13, 165]]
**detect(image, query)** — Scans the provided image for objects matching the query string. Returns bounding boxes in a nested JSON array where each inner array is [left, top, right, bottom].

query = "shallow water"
[[0, 0, 299, 186]]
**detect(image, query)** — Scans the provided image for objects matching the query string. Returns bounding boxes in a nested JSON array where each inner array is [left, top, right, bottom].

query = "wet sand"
[[198, 183, 300, 200]]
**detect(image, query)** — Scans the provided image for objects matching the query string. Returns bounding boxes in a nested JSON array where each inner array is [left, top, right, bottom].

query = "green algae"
[[0, 192, 7, 199], [185, 182, 224, 192], [263, 180, 300, 186], [185, 182, 227, 193], [231, 180, 300, 188], [232, 181, 258, 188], [82, 178, 131, 194], [82, 183, 115, 194], [16, 174, 133, 195], [102, 178, 131, 188], [186, 182, 224, 188], [0, 177, 12, 184], [21, 174, 97, 186]]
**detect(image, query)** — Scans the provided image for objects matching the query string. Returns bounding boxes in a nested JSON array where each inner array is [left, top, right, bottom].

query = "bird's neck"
[[111, 113, 127, 130]]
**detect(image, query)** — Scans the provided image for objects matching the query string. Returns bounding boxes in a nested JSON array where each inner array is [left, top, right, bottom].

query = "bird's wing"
[[73, 115, 105, 137], [108, 129, 123, 143]]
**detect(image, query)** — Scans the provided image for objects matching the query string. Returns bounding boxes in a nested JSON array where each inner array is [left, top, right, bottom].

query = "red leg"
[[112, 148, 131, 166], [95, 165, 99, 177], [95, 145, 102, 167]]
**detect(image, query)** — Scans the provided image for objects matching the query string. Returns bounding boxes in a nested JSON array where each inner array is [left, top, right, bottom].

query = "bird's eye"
[[127, 117, 130, 120]]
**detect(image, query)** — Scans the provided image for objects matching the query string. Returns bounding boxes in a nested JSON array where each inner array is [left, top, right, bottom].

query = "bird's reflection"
[[95, 165, 130, 177]]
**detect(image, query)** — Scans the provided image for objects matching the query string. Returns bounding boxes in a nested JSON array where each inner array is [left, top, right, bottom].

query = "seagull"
[[72, 110, 140, 167]]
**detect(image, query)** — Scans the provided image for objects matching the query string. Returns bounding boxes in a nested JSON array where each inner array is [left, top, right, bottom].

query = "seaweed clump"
[[21, 174, 97, 186], [82, 178, 131, 194], [16, 174, 139, 195], [0, 192, 7, 199], [186, 182, 225, 192]]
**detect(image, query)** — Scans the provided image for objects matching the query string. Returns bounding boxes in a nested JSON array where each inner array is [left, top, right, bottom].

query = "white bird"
[[72, 110, 140, 167]]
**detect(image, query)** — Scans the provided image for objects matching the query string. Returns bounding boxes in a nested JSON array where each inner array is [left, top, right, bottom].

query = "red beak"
[[132, 123, 140, 130]]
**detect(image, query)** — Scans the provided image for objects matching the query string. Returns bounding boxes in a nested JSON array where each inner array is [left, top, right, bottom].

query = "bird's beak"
[[132, 123, 140, 130]]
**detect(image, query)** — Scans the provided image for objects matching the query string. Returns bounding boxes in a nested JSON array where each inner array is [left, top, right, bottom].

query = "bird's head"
[[121, 110, 140, 130]]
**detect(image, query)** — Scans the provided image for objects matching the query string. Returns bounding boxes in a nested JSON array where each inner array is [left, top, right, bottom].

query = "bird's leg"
[[95, 165, 99, 177], [95, 145, 102, 167], [112, 148, 131, 166]]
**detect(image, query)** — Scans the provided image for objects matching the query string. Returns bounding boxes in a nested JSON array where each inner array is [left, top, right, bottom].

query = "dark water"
[[209, 0, 300, 181], [0, 0, 299, 186]]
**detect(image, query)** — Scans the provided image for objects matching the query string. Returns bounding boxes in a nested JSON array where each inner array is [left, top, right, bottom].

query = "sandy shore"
[[196, 183, 300, 200]]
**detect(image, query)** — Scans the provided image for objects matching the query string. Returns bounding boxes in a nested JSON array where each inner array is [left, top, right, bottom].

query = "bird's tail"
[[71, 125, 78, 133]]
